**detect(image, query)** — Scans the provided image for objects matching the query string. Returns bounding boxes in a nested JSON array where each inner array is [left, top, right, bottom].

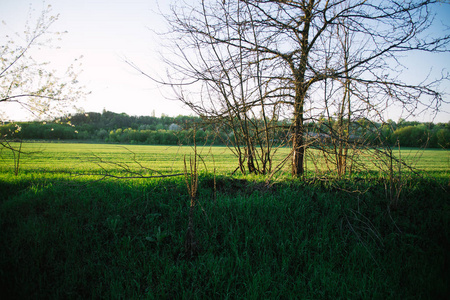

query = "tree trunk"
[[292, 85, 306, 177], [292, 126, 304, 177], [290, 4, 311, 177]]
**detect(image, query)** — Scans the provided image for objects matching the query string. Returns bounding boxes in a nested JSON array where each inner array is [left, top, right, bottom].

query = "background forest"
[[1, 110, 449, 148]]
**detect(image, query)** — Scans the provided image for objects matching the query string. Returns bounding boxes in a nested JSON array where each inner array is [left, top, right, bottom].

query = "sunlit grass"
[[1, 142, 448, 178], [1, 143, 237, 175]]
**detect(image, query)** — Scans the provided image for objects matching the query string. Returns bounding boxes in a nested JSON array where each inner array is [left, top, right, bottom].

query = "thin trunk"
[[292, 84, 305, 177], [291, 3, 311, 177]]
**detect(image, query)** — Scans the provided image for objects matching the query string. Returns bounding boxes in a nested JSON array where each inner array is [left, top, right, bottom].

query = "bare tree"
[[136, 0, 290, 175], [309, 16, 359, 177], [150, 0, 449, 177]]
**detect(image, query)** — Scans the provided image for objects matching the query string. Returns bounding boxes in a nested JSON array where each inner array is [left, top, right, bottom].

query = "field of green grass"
[[0, 142, 255, 176], [1, 142, 448, 176], [1, 142, 449, 299]]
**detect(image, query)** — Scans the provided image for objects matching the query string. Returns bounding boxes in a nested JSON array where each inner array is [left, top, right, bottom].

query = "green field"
[[1, 142, 449, 299], [1, 142, 448, 176], [1, 143, 239, 175]]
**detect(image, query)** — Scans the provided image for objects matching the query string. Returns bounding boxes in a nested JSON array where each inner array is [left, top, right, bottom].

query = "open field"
[[1, 142, 448, 176], [1, 142, 449, 298], [0, 142, 247, 175]]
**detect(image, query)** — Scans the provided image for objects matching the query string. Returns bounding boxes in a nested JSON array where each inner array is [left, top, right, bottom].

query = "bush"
[[392, 125, 430, 147], [436, 128, 450, 148]]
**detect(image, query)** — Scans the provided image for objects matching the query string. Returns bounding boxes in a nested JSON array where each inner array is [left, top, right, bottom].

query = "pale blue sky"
[[1, 0, 189, 120], [1, 0, 450, 123]]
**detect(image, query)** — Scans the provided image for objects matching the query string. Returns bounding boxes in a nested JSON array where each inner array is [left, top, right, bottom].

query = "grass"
[[1, 142, 448, 176], [0, 142, 449, 299], [0, 143, 243, 175]]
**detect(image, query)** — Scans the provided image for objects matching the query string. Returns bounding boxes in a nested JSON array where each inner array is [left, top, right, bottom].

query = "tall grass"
[[1, 172, 448, 298], [0, 142, 449, 298]]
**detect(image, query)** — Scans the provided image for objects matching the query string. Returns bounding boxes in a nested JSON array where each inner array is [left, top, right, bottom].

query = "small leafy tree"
[[1, 3, 85, 174], [1, 4, 84, 119]]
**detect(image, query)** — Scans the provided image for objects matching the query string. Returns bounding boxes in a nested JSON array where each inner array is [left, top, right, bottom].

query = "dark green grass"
[[1, 174, 449, 299]]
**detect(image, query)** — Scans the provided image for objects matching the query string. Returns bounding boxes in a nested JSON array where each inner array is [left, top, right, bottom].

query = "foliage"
[[0, 4, 85, 121], [1, 3, 86, 176], [2, 111, 449, 149]]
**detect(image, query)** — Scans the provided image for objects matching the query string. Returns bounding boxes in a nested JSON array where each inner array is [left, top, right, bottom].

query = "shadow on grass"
[[0, 175, 449, 299]]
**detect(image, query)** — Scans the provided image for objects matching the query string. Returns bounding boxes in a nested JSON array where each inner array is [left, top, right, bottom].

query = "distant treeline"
[[1, 111, 220, 146], [1, 110, 449, 148]]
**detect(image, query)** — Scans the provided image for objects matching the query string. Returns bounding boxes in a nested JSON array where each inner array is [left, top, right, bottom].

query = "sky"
[[1, 0, 191, 120], [1, 0, 450, 123]]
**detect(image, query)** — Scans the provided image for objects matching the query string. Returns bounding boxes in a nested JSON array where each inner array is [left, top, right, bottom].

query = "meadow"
[[1, 142, 448, 176], [0, 142, 449, 299]]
